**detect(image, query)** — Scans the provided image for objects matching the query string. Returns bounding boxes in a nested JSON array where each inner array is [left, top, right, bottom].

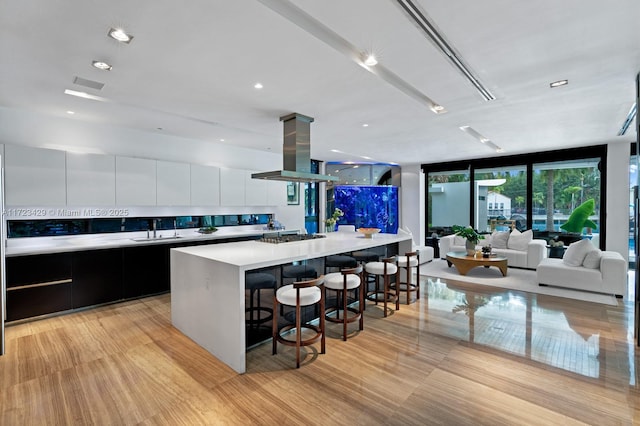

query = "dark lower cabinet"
[[5, 237, 257, 322], [6, 282, 72, 322], [72, 248, 123, 309], [5, 253, 73, 321], [122, 245, 169, 298]]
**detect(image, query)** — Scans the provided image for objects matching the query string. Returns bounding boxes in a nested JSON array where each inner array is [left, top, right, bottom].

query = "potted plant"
[[481, 245, 492, 258], [325, 208, 344, 232], [452, 225, 484, 256]]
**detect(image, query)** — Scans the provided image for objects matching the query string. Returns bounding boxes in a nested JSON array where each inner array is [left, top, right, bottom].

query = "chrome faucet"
[[153, 219, 157, 239]]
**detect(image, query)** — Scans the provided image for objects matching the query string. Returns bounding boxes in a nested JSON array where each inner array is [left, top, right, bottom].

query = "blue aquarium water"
[[334, 185, 398, 233]]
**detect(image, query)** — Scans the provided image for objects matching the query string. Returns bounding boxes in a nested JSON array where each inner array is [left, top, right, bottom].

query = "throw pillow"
[[562, 238, 595, 267], [491, 230, 510, 249], [507, 229, 533, 251], [582, 249, 602, 269]]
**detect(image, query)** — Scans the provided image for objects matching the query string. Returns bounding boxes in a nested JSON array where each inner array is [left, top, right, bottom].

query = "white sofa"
[[439, 230, 547, 269], [537, 250, 627, 298], [398, 227, 434, 264]]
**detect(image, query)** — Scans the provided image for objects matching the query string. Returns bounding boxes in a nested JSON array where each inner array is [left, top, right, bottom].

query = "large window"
[[474, 166, 528, 232], [428, 170, 470, 234], [532, 159, 601, 236], [422, 146, 607, 246]]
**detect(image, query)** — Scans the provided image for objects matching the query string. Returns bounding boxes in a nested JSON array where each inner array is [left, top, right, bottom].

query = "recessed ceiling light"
[[66, 111, 75, 115], [330, 149, 342, 153], [550, 79, 568, 88], [108, 28, 133, 43], [64, 89, 107, 102], [363, 54, 378, 67], [362, 123, 369, 127], [92, 61, 112, 71], [220, 139, 225, 142], [431, 104, 447, 114], [254, 82, 263, 89]]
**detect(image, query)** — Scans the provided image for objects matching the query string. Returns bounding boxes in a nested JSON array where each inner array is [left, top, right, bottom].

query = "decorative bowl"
[[357, 228, 381, 239], [197, 226, 218, 234]]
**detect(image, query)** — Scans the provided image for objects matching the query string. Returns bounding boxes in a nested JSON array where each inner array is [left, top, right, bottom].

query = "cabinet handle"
[[7, 279, 72, 291]]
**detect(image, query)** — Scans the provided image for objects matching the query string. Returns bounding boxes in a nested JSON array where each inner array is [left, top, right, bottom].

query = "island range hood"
[[251, 113, 339, 183]]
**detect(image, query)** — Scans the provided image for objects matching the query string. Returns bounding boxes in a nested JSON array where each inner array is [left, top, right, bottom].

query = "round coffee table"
[[445, 251, 508, 276]]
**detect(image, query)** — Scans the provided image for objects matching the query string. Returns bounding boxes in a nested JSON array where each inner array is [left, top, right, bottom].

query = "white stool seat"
[[324, 272, 361, 290], [365, 261, 398, 275], [277, 284, 321, 306], [396, 256, 419, 268]]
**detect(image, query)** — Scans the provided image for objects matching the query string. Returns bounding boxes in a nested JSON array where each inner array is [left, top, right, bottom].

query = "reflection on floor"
[[1, 269, 639, 424], [426, 278, 605, 378]]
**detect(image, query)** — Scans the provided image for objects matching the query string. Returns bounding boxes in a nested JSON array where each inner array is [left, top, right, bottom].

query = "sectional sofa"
[[439, 229, 547, 270]]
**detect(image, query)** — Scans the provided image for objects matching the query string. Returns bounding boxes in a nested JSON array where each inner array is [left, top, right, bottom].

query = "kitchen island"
[[170, 230, 413, 373]]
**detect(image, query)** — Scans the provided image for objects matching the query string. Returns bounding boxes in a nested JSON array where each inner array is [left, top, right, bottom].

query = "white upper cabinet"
[[244, 171, 268, 206], [219, 168, 245, 206], [4, 145, 66, 206], [190, 164, 220, 206], [66, 153, 116, 206], [115, 156, 156, 206], [157, 160, 190, 206]]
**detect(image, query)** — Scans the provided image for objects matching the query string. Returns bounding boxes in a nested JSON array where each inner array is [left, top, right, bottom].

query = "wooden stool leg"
[[296, 299, 302, 368], [383, 273, 388, 317], [416, 263, 420, 301], [320, 290, 326, 354], [272, 294, 278, 355], [358, 280, 364, 331], [342, 285, 348, 341]]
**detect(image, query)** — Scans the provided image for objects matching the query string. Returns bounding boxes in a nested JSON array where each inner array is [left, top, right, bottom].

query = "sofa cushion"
[[508, 229, 532, 251], [454, 235, 466, 246], [491, 230, 510, 249], [563, 238, 595, 267], [583, 248, 602, 269]]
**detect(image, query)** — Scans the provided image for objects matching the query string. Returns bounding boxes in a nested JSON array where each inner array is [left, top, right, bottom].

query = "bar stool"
[[364, 257, 398, 317], [273, 276, 326, 368], [391, 251, 420, 305], [324, 255, 357, 274], [245, 272, 277, 330], [324, 266, 363, 341], [282, 264, 318, 284]]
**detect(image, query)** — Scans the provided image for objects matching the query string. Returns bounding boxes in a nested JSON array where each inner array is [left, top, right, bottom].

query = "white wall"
[[400, 164, 423, 246], [606, 142, 630, 260]]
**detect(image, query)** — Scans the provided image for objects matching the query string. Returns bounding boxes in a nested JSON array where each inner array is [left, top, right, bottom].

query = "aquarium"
[[334, 185, 398, 233]]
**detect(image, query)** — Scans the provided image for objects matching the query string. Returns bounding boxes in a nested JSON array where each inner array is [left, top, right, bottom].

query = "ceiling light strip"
[[460, 126, 504, 153], [396, 0, 496, 101], [618, 102, 637, 136], [258, 0, 445, 113]]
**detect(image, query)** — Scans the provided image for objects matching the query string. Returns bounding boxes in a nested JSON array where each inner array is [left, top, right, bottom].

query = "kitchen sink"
[[131, 235, 184, 242]]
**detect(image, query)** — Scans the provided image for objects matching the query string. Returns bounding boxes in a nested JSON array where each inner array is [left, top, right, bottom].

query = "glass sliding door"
[[474, 166, 528, 233], [427, 169, 470, 234], [532, 159, 601, 241]]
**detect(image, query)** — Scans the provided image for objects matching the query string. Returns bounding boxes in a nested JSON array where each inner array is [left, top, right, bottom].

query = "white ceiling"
[[1, 0, 638, 166]]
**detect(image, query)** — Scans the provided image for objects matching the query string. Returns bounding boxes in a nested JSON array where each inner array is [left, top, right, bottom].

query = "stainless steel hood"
[[251, 113, 339, 183]]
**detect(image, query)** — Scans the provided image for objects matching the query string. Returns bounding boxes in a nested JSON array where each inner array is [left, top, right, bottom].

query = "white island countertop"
[[170, 230, 413, 373], [173, 230, 412, 271]]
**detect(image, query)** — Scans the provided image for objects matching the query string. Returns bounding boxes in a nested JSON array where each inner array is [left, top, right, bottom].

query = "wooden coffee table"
[[445, 251, 508, 276]]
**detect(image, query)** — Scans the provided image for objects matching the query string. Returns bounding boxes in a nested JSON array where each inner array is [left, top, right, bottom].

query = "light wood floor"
[[2, 270, 640, 425]]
